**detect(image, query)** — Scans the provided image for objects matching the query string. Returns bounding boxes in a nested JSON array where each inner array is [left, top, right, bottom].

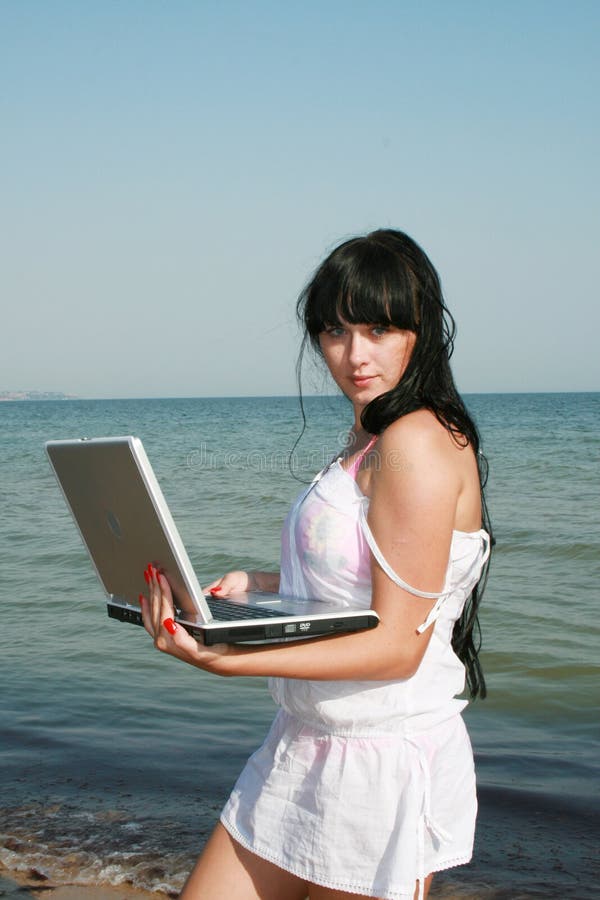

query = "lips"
[[351, 375, 376, 387]]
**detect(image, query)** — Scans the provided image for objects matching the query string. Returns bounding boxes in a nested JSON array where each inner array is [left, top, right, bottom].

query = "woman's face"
[[318, 320, 416, 421]]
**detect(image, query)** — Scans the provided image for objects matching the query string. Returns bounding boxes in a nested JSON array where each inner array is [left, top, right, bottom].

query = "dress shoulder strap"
[[359, 502, 490, 634], [346, 434, 378, 479], [358, 503, 443, 600], [359, 502, 447, 634]]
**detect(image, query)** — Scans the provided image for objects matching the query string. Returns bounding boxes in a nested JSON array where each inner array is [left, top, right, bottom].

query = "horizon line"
[[1, 389, 599, 403]]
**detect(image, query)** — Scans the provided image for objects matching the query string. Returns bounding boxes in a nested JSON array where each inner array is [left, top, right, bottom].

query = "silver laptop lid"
[[45, 436, 211, 621]]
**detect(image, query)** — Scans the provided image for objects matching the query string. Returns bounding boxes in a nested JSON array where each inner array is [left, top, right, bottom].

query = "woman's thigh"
[[179, 822, 433, 900], [179, 822, 309, 900]]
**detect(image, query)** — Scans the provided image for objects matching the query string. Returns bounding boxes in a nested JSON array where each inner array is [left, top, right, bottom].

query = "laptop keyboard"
[[206, 595, 283, 621]]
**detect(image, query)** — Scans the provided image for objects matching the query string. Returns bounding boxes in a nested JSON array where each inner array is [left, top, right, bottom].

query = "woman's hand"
[[139, 564, 232, 673], [205, 570, 280, 597], [205, 570, 257, 597]]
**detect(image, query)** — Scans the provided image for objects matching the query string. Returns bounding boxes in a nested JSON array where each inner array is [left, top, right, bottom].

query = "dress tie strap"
[[406, 737, 453, 900]]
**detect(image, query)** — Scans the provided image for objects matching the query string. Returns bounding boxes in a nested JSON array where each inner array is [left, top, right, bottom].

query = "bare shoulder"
[[366, 411, 460, 580], [369, 410, 481, 533], [376, 409, 462, 473]]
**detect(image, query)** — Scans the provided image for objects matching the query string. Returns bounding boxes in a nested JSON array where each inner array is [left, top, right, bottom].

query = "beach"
[[0, 871, 163, 899], [1, 395, 598, 899], [2, 779, 596, 899]]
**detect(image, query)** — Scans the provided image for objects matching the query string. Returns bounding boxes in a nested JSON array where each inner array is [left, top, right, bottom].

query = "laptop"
[[45, 436, 379, 645]]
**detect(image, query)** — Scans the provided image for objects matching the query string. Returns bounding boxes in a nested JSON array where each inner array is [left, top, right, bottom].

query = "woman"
[[140, 229, 492, 900]]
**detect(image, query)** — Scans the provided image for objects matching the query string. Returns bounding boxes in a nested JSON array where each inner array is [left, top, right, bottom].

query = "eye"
[[371, 325, 390, 337], [323, 325, 346, 337]]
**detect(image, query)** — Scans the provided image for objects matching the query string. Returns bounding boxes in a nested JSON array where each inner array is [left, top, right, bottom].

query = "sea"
[[0, 393, 598, 899]]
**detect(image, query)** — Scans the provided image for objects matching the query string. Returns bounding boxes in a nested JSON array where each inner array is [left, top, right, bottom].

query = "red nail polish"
[[162, 617, 177, 635], [138, 594, 144, 604], [144, 570, 150, 584], [210, 586, 222, 593]]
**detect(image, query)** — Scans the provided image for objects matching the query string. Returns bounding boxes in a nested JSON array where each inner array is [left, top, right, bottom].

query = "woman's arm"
[[142, 412, 464, 682]]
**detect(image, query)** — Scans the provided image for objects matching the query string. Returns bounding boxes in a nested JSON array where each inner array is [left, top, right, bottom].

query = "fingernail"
[[143, 570, 150, 584], [138, 594, 144, 604], [162, 618, 177, 635], [210, 586, 222, 593]]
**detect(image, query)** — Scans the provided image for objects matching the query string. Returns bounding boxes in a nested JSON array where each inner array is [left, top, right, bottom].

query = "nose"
[[348, 331, 368, 369]]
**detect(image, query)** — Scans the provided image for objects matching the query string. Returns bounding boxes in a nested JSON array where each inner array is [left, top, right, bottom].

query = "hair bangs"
[[301, 238, 419, 343]]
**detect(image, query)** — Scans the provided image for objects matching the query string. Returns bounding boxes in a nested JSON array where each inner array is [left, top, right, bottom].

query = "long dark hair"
[[296, 228, 493, 699]]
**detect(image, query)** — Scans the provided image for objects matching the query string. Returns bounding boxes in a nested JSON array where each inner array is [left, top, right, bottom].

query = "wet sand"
[[0, 871, 165, 900]]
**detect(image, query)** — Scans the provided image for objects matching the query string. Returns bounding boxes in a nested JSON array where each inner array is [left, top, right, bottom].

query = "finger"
[[155, 615, 205, 658], [142, 564, 159, 636], [147, 564, 163, 635], [157, 573, 175, 629], [138, 592, 154, 637], [162, 616, 178, 635], [204, 579, 223, 594], [208, 574, 242, 598], [150, 567, 170, 644], [156, 570, 175, 607]]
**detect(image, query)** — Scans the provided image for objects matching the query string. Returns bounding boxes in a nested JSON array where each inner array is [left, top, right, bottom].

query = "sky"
[[2, 0, 599, 398]]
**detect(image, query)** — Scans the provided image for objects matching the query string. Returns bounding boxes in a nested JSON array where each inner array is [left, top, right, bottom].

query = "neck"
[[351, 399, 367, 432], [346, 425, 371, 454]]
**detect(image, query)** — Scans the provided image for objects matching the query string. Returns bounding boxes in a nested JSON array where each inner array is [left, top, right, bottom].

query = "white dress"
[[221, 457, 490, 899]]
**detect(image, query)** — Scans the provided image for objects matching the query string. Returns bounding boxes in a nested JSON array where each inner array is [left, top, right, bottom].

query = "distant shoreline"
[[0, 391, 76, 402]]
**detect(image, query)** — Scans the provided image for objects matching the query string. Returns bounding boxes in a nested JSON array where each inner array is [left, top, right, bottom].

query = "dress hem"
[[220, 813, 473, 899]]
